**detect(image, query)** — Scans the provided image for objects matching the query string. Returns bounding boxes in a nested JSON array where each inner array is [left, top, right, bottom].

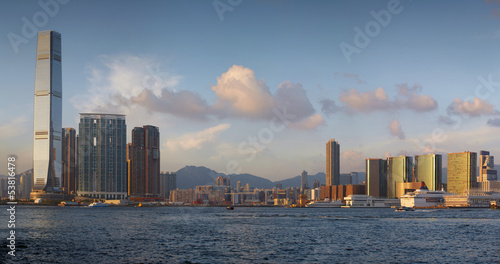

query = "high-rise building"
[[301, 170, 308, 190], [326, 139, 340, 186], [19, 170, 33, 200], [215, 176, 230, 187], [386, 156, 413, 198], [447, 151, 477, 195], [313, 179, 320, 189], [479, 150, 497, 182], [237, 181, 241, 192], [366, 158, 387, 198], [159, 172, 176, 199], [78, 113, 127, 199], [62, 127, 78, 194], [414, 154, 442, 191], [31, 30, 63, 199], [128, 125, 160, 197]]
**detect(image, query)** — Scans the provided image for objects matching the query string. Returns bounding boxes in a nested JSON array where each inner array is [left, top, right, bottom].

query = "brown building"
[[128, 125, 160, 197], [321, 184, 366, 201], [62, 127, 78, 194], [326, 139, 340, 186]]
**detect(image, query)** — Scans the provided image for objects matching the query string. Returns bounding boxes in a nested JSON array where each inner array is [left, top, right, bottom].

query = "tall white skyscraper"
[[31, 30, 63, 198]]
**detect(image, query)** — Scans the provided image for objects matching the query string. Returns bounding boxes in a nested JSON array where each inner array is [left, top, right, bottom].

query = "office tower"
[[276, 182, 282, 190], [62, 128, 78, 194], [479, 151, 497, 182], [237, 181, 241, 192], [215, 176, 230, 187], [31, 30, 63, 199], [447, 151, 477, 195], [366, 159, 387, 198], [326, 139, 340, 186], [128, 125, 160, 197], [78, 113, 127, 199], [386, 156, 413, 198], [414, 154, 442, 191], [301, 170, 308, 190], [351, 172, 359, 185], [159, 172, 176, 199], [19, 170, 33, 200], [313, 179, 320, 189]]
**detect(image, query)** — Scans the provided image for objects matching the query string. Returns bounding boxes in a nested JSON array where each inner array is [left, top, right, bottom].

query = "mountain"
[[175, 166, 223, 189], [228, 173, 274, 189], [274, 172, 326, 188]]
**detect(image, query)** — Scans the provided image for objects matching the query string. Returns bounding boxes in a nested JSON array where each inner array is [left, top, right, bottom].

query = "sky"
[[1, 0, 500, 181]]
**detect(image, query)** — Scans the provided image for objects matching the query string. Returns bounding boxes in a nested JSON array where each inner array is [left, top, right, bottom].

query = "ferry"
[[400, 184, 448, 208], [305, 199, 343, 208], [342, 195, 400, 208], [88, 202, 108, 207], [58, 201, 80, 206]]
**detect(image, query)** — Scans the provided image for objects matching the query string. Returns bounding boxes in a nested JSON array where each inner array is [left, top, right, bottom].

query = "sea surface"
[[0, 206, 499, 263]]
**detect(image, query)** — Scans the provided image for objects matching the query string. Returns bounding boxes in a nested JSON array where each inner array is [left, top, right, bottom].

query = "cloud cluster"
[[339, 83, 438, 114], [319, 98, 342, 117], [487, 118, 500, 127], [446, 97, 498, 116], [165, 123, 231, 151], [73, 57, 323, 130], [334, 72, 366, 84], [388, 119, 405, 140]]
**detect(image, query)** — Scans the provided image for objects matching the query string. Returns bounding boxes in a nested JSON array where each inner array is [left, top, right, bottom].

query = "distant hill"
[[273, 172, 326, 189], [175, 166, 224, 189]]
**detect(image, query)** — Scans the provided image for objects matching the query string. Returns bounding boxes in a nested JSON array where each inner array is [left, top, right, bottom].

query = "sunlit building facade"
[[414, 154, 442, 191], [78, 113, 127, 199], [386, 156, 413, 198], [31, 30, 63, 198], [447, 151, 477, 195], [326, 139, 340, 186]]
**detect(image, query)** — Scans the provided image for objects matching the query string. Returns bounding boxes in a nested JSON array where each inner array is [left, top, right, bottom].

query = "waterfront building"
[[396, 182, 422, 198], [386, 156, 413, 198], [343, 195, 400, 208], [478, 151, 497, 191], [237, 181, 241, 192], [326, 139, 340, 186], [31, 30, 63, 200], [128, 125, 160, 197], [443, 192, 500, 207], [447, 151, 477, 195], [170, 188, 195, 204], [366, 158, 387, 198], [77, 113, 127, 199], [159, 172, 176, 199], [215, 176, 230, 187], [414, 154, 442, 191], [62, 127, 78, 194], [301, 170, 308, 190]]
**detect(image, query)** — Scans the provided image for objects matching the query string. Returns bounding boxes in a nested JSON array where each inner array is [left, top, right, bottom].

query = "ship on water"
[[400, 182, 448, 208]]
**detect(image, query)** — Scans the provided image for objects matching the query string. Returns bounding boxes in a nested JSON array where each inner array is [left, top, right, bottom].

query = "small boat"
[[395, 207, 414, 212], [226, 205, 234, 210], [58, 201, 80, 206], [89, 202, 108, 207]]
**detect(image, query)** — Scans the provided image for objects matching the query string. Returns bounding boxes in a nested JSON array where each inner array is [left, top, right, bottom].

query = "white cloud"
[[446, 97, 498, 117], [74, 59, 322, 130], [388, 119, 405, 140], [339, 83, 437, 114], [165, 123, 231, 151], [288, 114, 325, 130]]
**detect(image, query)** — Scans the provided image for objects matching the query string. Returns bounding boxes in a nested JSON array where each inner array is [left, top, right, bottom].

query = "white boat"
[[342, 195, 400, 208], [305, 199, 343, 208], [89, 202, 108, 207], [400, 186, 448, 208]]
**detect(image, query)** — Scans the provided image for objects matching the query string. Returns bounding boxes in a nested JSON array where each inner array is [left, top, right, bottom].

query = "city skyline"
[[2, 1, 500, 181]]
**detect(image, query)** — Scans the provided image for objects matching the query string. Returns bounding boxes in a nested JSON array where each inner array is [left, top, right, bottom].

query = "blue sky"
[[1, 0, 500, 181]]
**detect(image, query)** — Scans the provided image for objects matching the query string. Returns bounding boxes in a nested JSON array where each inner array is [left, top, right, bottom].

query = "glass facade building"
[[78, 114, 127, 199], [386, 156, 413, 198], [366, 158, 387, 198], [414, 154, 442, 191], [32, 30, 63, 194], [447, 151, 477, 195], [326, 139, 340, 186]]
